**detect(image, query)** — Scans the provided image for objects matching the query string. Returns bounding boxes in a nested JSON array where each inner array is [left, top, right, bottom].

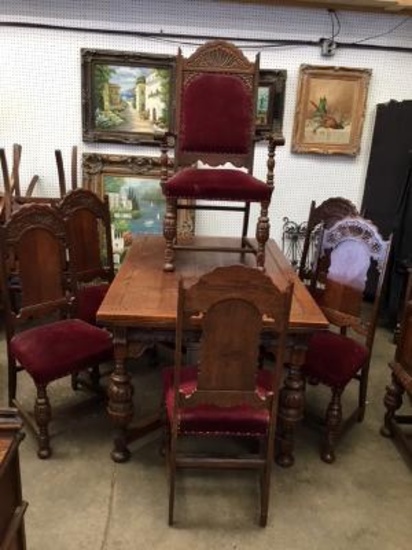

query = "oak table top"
[[97, 235, 328, 332]]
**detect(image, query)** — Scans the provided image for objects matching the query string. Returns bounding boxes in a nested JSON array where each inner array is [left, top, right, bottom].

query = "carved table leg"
[[380, 371, 404, 438], [107, 327, 134, 463], [276, 336, 308, 467]]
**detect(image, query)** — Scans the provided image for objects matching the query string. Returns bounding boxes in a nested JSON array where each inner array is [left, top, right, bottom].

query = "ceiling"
[[217, 0, 412, 15]]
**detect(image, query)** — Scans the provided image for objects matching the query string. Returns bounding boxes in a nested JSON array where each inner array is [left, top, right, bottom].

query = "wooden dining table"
[[97, 235, 328, 465]]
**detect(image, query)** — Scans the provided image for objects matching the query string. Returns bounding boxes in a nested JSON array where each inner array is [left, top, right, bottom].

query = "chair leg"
[[259, 437, 271, 527], [7, 353, 17, 406], [34, 383, 52, 459], [256, 201, 270, 270], [89, 365, 101, 391], [163, 198, 177, 272], [357, 363, 370, 422], [321, 386, 343, 464], [168, 430, 177, 526], [380, 372, 404, 438]]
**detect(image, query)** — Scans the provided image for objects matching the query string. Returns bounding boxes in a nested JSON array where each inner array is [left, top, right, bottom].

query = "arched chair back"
[[57, 188, 114, 325], [298, 197, 358, 285]]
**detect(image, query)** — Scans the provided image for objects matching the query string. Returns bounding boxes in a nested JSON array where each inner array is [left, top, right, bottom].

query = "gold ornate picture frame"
[[292, 65, 372, 156], [82, 153, 195, 265]]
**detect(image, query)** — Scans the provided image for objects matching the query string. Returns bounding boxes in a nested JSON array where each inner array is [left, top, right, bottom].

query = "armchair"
[[160, 40, 284, 272]]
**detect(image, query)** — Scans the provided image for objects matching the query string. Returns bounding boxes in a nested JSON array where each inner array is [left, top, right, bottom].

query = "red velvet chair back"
[[175, 40, 258, 170]]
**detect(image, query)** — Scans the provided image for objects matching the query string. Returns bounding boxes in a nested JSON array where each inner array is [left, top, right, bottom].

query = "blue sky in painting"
[[108, 65, 151, 90]]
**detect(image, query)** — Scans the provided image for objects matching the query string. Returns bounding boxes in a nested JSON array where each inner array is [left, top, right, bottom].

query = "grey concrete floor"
[[1, 325, 412, 550]]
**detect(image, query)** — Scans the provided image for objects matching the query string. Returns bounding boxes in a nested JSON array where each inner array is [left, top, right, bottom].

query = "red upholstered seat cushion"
[[164, 168, 272, 202], [10, 319, 113, 385], [303, 331, 369, 388], [162, 366, 273, 436], [77, 283, 110, 324]]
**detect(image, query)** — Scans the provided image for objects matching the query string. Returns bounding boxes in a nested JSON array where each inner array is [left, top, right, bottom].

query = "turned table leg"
[[276, 335, 307, 468], [107, 327, 134, 463]]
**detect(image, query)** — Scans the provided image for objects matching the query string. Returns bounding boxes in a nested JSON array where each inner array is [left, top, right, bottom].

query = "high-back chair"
[[160, 40, 284, 272], [302, 216, 391, 463], [0, 203, 113, 458], [381, 272, 412, 460], [57, 188, 115, 325], [162, 265, 293, 526], [298, 197, 358, 285]]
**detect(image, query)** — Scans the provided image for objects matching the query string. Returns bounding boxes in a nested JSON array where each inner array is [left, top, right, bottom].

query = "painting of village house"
[[81, 49, 176, 144]]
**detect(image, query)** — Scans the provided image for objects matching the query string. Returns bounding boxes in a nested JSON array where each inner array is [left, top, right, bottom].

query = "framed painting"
[[256, 69, 286, 139], [82, 153, 195, 266], [292, 65, 372, 156], [81, 49, 176, 145]]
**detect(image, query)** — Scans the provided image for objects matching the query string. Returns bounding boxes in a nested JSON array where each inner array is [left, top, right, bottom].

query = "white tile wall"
[[1, 0, 411, 241]]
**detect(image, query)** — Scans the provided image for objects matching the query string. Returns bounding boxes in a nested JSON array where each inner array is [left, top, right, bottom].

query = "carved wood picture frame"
[[81, 49, 176, 145], [82, 153, 195, 265], [292, 65, 372, 156]]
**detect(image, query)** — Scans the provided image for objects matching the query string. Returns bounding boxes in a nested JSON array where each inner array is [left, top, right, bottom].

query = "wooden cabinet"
[[0, 410, 27, 550]]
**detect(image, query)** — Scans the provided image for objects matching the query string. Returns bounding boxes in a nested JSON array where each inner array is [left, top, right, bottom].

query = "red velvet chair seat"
[[76, 283, 110, 325], [303, 331, 369, 388], [164, 168, 273, 202], [10, 319, 113, 385], [163, 366, 273, 435]]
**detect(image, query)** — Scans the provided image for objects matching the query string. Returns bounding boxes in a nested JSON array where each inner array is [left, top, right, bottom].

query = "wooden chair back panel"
[[58, 189, 114, 284], [66, 209, 103, 276], [0, 204, 72, 326], [198, 299, 262, 391], [175, 265, 293, 411], [17, 229, 67, 310]]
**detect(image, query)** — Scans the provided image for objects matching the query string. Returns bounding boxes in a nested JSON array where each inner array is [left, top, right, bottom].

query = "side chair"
[[160, 40, 284, 272], [298, 197, 359, 285], [302, 216, 391, 463], [162, 264, 293, 526], [0, 203, 113, 458], [57, 188, 115, 326]]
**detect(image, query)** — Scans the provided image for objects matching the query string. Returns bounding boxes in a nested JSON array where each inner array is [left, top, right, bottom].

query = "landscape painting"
[[81, 49, 176, 144], [292, 65, 371, 156], [82, 153, 195, 266]]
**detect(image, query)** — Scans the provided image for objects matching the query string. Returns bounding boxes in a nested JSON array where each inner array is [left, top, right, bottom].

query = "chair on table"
[[381, 271, 412, 460], [298, 197, 358, 285], [0, 203, 113, 458], [302, 216, 391, 463], [162, 265, 293, 526], [160, 40, 284, 272], [57, 188, 115, 326]]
